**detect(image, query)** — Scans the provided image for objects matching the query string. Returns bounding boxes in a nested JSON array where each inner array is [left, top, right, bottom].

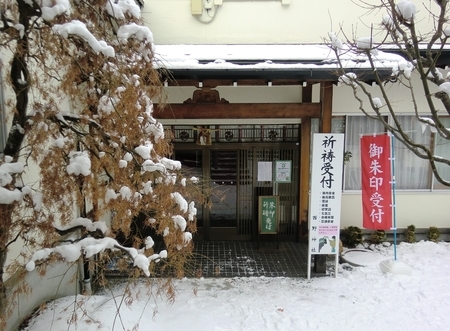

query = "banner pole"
[[390, 134, 397, 261]]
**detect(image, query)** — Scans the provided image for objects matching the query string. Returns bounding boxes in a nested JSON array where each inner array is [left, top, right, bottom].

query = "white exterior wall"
[[333, 72, 442, 116], [143, 0, 434, 45], [160, 85, 302, 103], [1, 53, 79, 280], [159, 84, 322, 105], [341, 193, 450, 229]]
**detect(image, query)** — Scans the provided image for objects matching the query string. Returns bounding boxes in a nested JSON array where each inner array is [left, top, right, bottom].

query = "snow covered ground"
[[22, 240, 450, 331]]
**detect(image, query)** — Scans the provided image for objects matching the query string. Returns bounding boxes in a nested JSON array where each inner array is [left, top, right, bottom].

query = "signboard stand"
[[307, 134, 344, 279], [258, 195, 279, 249]]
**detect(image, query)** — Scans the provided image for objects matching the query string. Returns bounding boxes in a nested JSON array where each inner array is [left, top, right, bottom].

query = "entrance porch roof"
[[153, 44, 404, 83]]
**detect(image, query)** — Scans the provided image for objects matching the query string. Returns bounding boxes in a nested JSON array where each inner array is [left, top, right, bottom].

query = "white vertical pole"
[[390, 134, 397, 261], [335, 253, 338, 278]]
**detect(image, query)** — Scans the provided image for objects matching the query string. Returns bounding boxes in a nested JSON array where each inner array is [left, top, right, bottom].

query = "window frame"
[[341, 114, 387, 192], [338, 114, 450, 192], [430, 116, 450, 190]]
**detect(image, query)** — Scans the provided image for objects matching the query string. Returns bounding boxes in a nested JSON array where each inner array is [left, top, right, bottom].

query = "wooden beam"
[[320, 81, 333, 133], [154, 103, 321, 119]]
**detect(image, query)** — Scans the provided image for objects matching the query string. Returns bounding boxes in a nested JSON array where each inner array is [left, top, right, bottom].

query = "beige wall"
[[143, 0, 380, 44], [333, 71, 444, 116], [143, 0, 435, 45], [158, 85, 309, 125], [341, 192, 450, 229], [159, 85, 303, 103], [1, 52, 78, 279], [158, 84, 322, 104]]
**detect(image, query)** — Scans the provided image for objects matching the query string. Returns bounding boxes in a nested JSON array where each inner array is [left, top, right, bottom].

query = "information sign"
[[258, 196, 279, 234], [274, 160, 292, 183]]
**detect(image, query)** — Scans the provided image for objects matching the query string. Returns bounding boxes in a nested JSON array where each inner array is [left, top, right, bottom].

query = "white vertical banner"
[[307, 133, 344, 279]]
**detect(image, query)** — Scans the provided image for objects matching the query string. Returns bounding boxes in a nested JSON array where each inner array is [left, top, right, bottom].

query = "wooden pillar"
[[315, 81, 334, 272], [298, 84, 313, 241], [299, 118, 311, 240], [320, 81, 333, 133]]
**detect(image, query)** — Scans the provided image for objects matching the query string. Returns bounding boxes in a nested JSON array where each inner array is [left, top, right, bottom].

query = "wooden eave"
[[158, 67, 392, 87]]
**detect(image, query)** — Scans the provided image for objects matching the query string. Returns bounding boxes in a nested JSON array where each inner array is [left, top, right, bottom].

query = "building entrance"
[[174, 140, 299, 241]]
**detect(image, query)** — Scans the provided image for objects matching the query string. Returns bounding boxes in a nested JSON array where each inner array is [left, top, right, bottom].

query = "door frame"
[[175, 141, 299, 241]]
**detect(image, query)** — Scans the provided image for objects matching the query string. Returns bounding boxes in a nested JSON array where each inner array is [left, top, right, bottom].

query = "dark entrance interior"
[[174, 126, 300, 241]]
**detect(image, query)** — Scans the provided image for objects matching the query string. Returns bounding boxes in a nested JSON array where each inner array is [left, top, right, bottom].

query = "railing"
[[170, 124, 300, 144]]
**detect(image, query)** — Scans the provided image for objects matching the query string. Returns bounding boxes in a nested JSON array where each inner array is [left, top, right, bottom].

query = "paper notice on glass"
[[258, 161, 273, 181]]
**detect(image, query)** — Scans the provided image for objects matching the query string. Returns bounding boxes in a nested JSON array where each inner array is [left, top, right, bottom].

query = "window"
[[339, 115, 450, 191], [432, 117, 450, 189], [393, 116, 431, 189], [343, 116, 385, 190]]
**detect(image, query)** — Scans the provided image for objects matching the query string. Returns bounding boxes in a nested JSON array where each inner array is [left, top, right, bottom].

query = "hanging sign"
[[194, 126, 217, 145], [308, 134, 344, 279], [361, 134, 392, 230]]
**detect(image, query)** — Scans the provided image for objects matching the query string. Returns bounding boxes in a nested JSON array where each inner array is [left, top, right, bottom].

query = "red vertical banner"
[[361, 134, 393, 230]]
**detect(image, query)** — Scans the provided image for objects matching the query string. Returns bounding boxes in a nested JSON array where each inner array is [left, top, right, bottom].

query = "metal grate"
[[171, 125, 299, 143], [187, 241, 308, 278], [274, 149, 299, 236], [237, 148, 299, 237], [238, 149, 253, 235], [104, 241, 309, 278]]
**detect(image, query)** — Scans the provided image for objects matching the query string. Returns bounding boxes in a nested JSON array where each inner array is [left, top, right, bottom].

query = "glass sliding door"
[[173, 144, 299, 241], [209, 150, 238, 228]]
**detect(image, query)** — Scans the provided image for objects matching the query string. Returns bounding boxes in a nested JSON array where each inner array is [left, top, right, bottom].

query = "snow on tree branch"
[[25, 235, 167, 277], [338, 72, 358, 87], [66, 151, 91, 176], [0, 187, 22, 205], [53, 20, 115, 57], [171, 192, 188, 213], [117, 23, 154, 45], [0, 157, 24, 204], [55, 217, 109, 235], [395, 0, 416, 21], [40, 0, 71, 21], [105, 0, 141, 20]]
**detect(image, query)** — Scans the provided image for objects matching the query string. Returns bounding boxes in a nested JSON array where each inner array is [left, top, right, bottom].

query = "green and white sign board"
[[258, 196, 279, 234], [274, 160, 291, 183]]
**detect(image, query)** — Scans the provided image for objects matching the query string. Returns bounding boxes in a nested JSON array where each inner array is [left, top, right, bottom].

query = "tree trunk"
[[0, 1, 33, 322], [0, 204, 13, 325]]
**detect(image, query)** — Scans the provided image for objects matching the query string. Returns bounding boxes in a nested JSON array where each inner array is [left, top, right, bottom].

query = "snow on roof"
[[153, 44, 406, 72]]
